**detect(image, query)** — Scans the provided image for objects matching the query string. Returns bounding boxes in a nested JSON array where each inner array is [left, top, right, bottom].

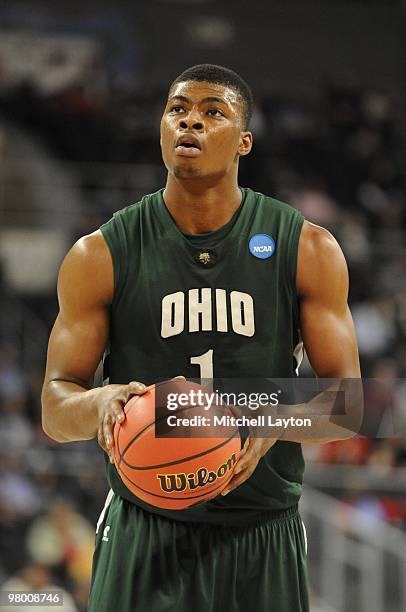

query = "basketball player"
[[42, 64, 361, 611]]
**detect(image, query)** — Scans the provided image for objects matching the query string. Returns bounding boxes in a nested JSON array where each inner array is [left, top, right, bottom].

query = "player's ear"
[[238, 131, 253, 157]]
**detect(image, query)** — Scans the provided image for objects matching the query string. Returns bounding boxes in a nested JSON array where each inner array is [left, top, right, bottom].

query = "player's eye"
[[207, 108, 223, 117], [170, 105, 184, 113]]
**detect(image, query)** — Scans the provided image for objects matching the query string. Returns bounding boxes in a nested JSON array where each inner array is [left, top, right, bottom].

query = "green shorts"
[[88, 491, 309, 612]]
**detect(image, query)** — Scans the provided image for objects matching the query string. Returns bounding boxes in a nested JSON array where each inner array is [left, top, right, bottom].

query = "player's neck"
[[163, 177, 243, 234]]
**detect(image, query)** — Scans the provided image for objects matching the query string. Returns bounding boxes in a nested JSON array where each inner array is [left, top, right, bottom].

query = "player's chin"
[[173, 164, 202, 179]]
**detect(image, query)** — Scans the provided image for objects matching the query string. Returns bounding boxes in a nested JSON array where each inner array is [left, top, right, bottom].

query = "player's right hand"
[[95, 381, 147, 462]]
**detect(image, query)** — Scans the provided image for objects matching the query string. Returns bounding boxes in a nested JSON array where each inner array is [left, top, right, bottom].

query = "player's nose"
[[179, 109, 204, 131]]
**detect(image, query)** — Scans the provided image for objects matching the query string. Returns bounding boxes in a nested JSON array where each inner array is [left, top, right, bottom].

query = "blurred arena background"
[[0, 1, 406, 610]]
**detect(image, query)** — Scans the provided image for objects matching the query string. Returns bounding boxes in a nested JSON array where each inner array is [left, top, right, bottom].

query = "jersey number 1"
[[190, 349, 213, 380]]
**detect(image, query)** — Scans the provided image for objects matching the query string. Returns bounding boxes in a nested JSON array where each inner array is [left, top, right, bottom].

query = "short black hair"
[[169, 64, 253, 129]]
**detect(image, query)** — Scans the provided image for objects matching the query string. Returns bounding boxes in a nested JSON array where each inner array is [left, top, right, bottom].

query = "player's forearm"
[[255, 417, 358, 445], [41, 380, 101, 443], [248, 379, 363, 444], [277, 421, 357, 444]]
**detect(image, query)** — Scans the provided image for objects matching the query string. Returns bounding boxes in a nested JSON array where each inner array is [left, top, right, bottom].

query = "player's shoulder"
[[297, 221, 348, 296], [299, 220, 342, 258], [61, 230, 112, 279], [58, 230, 114, 305], [71, 229, 109, 259]]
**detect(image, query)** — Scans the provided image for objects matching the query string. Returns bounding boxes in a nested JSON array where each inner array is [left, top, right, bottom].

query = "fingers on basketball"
[[240, 436, 250, 457], [111, 397, 128, 425], [128, 380, 147, 397], [97, 415, 115, 463], [236, 438, 259, 472], [103, 412, 115, 448]]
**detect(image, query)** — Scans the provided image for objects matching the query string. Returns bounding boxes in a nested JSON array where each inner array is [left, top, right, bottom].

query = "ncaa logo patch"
[[249, 234, 276, 259]]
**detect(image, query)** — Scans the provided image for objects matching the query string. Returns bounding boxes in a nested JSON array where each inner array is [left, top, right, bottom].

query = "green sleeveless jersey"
[[100, 187, 305, 525]]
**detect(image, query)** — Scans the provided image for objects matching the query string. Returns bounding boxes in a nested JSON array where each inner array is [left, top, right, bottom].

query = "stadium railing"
[[301, 486, 406, 612]]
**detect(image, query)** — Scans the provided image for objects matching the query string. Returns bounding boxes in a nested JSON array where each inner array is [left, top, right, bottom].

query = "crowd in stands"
[[0, 24, 405, 610]]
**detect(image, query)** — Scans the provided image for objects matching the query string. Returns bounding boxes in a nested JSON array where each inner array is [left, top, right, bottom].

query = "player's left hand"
[[221, 437, 277, 496]]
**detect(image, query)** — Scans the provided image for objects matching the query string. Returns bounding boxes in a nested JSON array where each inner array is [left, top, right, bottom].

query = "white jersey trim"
[[96, 489, 114, 534]]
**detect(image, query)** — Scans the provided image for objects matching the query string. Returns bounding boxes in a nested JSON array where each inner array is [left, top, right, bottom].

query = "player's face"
[[160, 81, 252, 181]]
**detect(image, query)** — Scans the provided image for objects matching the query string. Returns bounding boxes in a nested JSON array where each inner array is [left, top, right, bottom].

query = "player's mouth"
[[175, 135, 202, 158]]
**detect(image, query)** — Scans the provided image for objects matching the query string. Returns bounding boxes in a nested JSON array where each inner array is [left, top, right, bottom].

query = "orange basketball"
[[112, 378, 241, 510]]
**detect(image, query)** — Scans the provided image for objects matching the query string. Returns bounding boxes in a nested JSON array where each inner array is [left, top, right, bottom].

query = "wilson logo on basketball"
[[156, 453, 237, 493]]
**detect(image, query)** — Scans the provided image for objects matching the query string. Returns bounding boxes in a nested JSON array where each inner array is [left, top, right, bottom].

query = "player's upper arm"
[[296, 221, 361, 378], [43, 230, 113, 388]]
